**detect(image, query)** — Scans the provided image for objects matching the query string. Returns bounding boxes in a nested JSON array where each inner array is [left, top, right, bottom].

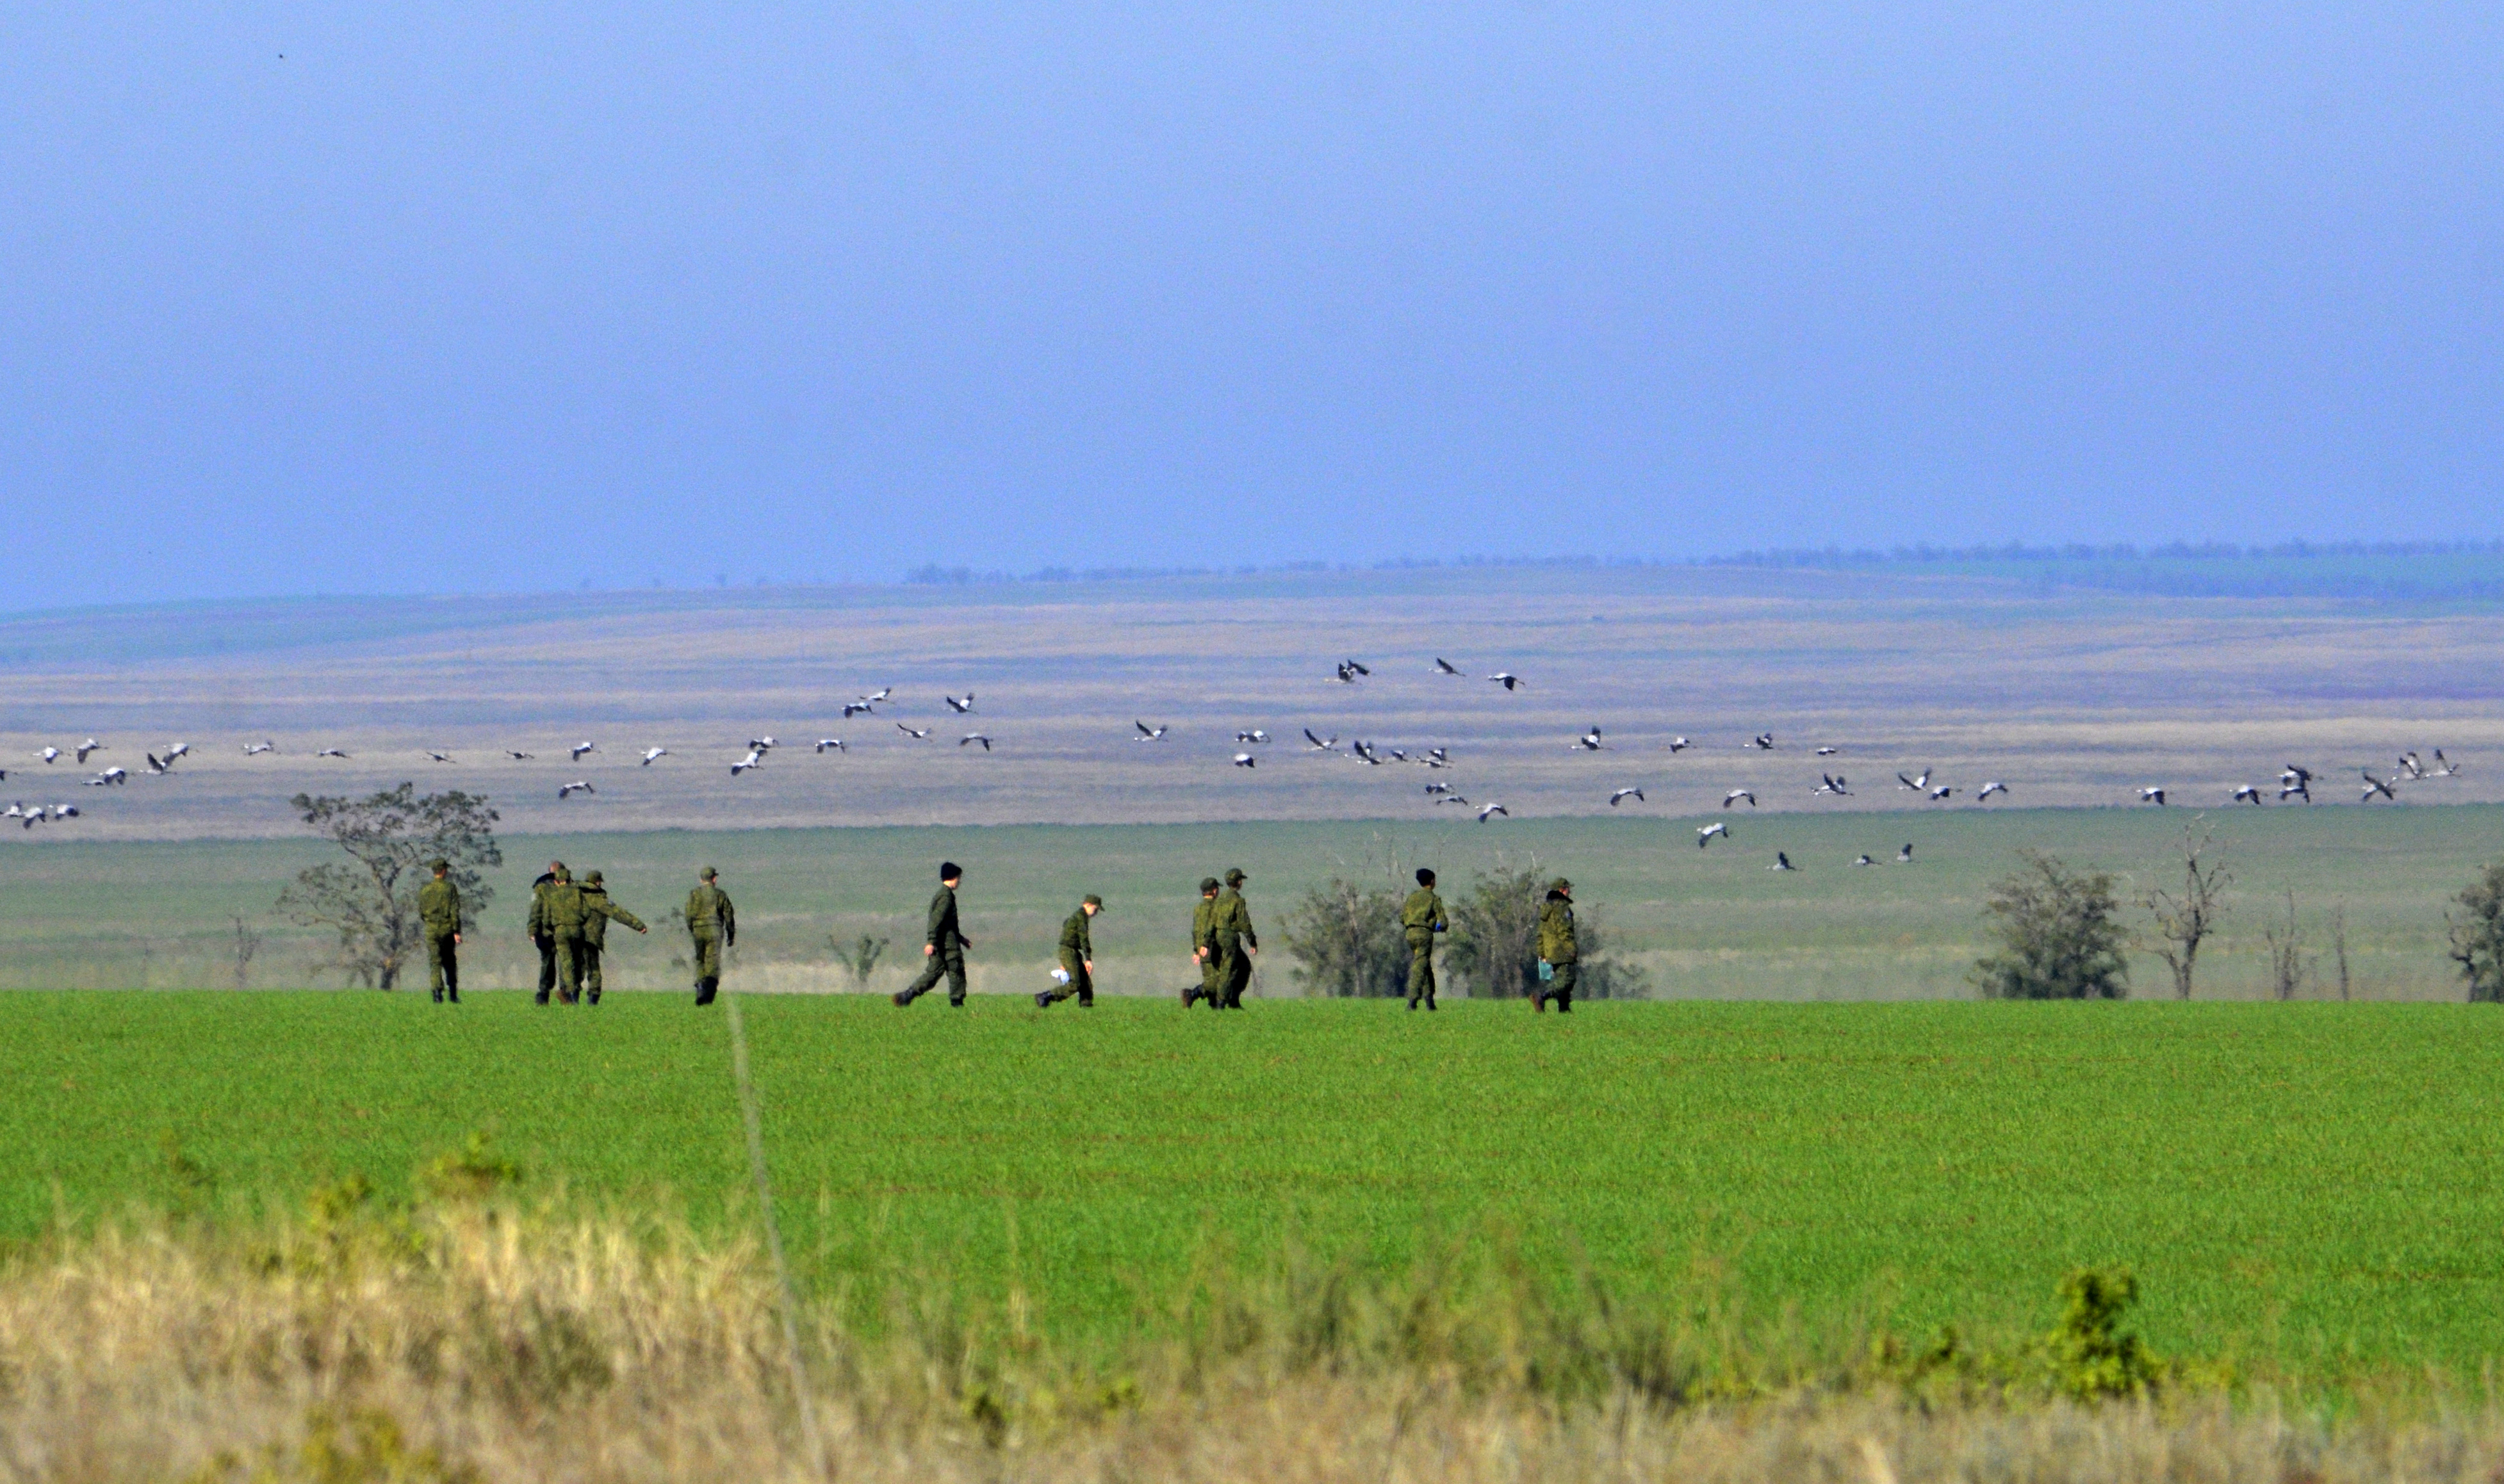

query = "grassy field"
[[6, 804, 2498, 999], [8, 990, 2504, 1377]]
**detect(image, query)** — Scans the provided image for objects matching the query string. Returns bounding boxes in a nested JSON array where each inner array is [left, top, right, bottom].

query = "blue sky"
[[4, 3, 2500, 608]]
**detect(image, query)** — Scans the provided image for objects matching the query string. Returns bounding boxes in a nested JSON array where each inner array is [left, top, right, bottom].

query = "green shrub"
[[1972, 851, 2129, 1000], [2447, 862, 2504, 1003]]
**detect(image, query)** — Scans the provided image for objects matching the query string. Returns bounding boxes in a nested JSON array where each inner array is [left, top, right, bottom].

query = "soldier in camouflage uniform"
[[526, 861, 566, 1005], [1211, 867, 1258, 1009], [1037, 894, 1101, 1007], [1399, 867, 1448, 1011], [1535, 877, 1578, 1013], [1184, 877, 1222, 1007], [543, 867, 593, 1004], [685, 867, 735, 1005], [894, 862, 972, 1007], [575, 869, 648, 1006], [417, 856, 463, 1004]]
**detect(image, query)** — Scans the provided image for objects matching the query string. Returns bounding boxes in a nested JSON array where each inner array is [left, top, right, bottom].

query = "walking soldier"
[[685, 867, 735, 1005], [575, 869, 647, 1005], [418, 857, 463, 1004], [894, 861, 972, 1007], [1038, 895, 1102, 1007]]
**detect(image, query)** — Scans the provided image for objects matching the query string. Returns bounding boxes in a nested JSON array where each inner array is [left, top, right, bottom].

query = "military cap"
[[700, 865, 717, 879], [1223, 867, 1247, 886], [940, 860, 962, 880], [553, 863, 571, 881], [429, 857, 450, 871], [1546, 877, 1572, 895], [1199, 877, 1221, 893], [583, 869, 603, 885], [1083, 893, 1103, 908]]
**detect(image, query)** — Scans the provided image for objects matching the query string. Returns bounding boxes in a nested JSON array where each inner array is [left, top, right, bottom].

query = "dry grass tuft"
[[1, 1201, 2500, 1482]]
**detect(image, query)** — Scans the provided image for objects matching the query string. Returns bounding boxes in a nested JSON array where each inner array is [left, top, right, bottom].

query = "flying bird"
[[163, 743, 189, 762], [1333, 660, 1370, 683], [1813, 774, 1850, 797], [505, 750, 533, 760], [1232, 752, 1256, 768], [2279, 764, 2314, 803], [571, 742, 597, 761], [1609, 787, 1646, 807], [1236, 729, 1271, 745], [1771, 852, 1797, 872], [2361, 770, 2398, 803], [1697, 822, 1728, 847], [1487, 672, 1525, 690], [945, 694, 975, 713], [1897, 769, 1932, 792], [243, 742, 275, 756], [862, 687, 893, 703], [1304, 729, 1338, 752], [811, 739, 843, 754], [642, 747, 669, 765], [1425, 782, 1454, 795], [1750, 733, 1776, 751], [2432, 749, 2463, 778], [1477, 802, 1509, 822], [34, 747, 58, 765], [1135, 721, 1168, 742], [1897, 844, 1914, 863], [425, 750, 452, 763], [897, 724, 932, 740], [1436, 794, 1473, 806], [961, 733, 992, 751], [1666, 737, 1691, 753], [49, 804, 78, 820], [88, 767, 128, 785], [2232, 785, 2263, 804], [1816, 746, 1840, 757], [558, 781, 594, 799], [842, 702, 876, 718], [1724, 788, 1756, 808], [75, 739, 104, 763], [1433, 658, 1461, 675], [2398, 751, 2428, 781], [1928, 785, 1957, 802], [1575, 726, 1605, 751], [1976, 781, 2008, 801], [145, 753, 171, 775], [316, 749, 350, 759], [1853, 854, 1874, 867], [731, 749, 764, 775], [2138, 787, 2167, 806]]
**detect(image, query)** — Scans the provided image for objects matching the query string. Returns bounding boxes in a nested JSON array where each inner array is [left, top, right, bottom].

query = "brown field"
[[2, 565, 2497, 842]]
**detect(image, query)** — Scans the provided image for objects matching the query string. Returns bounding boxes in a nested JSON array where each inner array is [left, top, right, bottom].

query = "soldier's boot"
[[695, 977, 719, 1006], [1078, 993, 1093, 1007], [1531, 986, 1548, 1012], [1554, 990, 1573, 1013], [892, 987, 915, 1006], [1035, 990, 1055, 1007]]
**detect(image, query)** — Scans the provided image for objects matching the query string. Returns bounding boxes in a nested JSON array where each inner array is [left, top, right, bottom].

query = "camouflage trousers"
[[425, 932, 459, 1001], [1405, 936, 1436, 1007], [1042, 951, 1093, 1005]]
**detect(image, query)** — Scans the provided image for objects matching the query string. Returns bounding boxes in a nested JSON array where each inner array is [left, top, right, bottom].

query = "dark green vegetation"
[[8, 991, 2504, 1376], [7, 806, 2500, 999]]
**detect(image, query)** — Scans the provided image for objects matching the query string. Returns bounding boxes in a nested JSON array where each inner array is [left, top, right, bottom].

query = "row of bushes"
[[1279, 861, 1648, 1000]]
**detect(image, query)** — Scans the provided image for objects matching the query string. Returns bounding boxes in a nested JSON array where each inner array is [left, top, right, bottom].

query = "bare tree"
[[2141, 822, 2230, 1000], [229, 915, 263, 991], [277, 784, 500, 991], [830, 933, 890, 991], [2262, 888, 2311, 1001], [2330, 903, 2352, 1001]]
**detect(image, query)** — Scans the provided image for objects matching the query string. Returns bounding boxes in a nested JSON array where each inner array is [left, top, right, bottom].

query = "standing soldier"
[[545, 867, 592, 1004], [685, 866, 735, 1005], [894, 861, 972, 1007], [575, 869, 648, 1006], [1211, 867, 1258, 1009], [1038, 895, 1102, 1007], [1535, 877, 1578, 1013], [1184, 877, 1222, 1007], [418, 857, 463, 1004], [1400, 867, 1448, 1011], [526, 861, 566, 1005]]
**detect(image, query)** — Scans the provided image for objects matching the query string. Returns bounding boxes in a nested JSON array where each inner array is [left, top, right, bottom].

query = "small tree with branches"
[[2262, 888, 2312, 1001], [1973, 851, 2129, 1000], [229, 915, 263, 991], [830, 933, 890, 991], [2141, 822, 2230, 1000], [2448, 861, 2504, 1004], [1443, 860, 1649, 1000], [1281, 876, 1411, 997], [277, 784, 500, 990]]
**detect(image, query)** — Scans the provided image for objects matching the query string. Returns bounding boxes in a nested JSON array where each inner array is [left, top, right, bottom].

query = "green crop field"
[[8, 990, 2504, 1376]]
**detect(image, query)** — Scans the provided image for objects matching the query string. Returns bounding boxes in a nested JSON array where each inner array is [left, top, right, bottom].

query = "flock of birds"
[[11, 659, 2473, 867]]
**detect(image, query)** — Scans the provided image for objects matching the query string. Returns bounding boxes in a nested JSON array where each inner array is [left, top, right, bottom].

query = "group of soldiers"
[[414, 852, 1583, 1010], [414, 857, 734, 1006]]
